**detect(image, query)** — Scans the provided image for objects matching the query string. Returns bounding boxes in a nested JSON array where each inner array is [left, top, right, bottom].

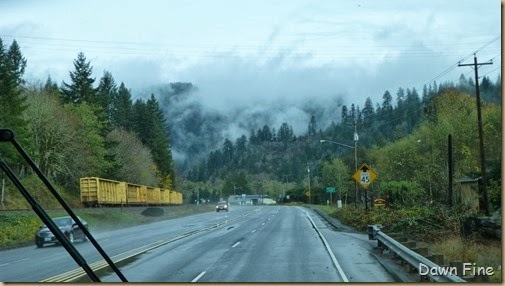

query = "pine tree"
[[112, 82, 133, 130], [362, 97, 374, 128], [61, 52, 96, 104], [94, 71, 117, 121], [0, 39, 29, 157], [308, 115, 317, 136], [278, 122, 294, 142], [145, 94, 175, 187]]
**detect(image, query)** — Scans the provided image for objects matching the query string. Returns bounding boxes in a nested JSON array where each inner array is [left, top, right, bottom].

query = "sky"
[[0, 0, 501, 162]]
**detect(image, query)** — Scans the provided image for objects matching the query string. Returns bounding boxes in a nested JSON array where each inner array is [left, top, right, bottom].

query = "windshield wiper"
[[0, 129, 127, 282]]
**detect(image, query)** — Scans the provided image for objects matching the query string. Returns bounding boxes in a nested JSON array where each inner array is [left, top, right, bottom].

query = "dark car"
[[216, 201, 229, 212], [34, 216, 88, 248]]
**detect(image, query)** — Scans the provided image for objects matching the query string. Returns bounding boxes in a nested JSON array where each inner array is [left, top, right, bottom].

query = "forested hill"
[[182, 76, 501, 207]]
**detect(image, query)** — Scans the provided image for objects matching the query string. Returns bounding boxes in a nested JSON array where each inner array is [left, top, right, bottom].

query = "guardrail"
[[309, 207, 468, 283], [368, 225, 466, 283]]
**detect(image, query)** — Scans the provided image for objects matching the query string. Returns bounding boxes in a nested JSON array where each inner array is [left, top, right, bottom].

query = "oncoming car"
[[216, 201, 229, 212], [34, 216, 88, 248]]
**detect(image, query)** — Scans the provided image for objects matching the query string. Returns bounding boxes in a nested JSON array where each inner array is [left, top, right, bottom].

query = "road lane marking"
[[191, 271, 206, 282], [41, 209, 260, 282], [0, 258, 28, 267], [232, 242, 240, 248], [304, 210, 349, 282]]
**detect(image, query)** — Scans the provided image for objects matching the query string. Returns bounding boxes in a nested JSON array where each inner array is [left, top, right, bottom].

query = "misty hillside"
[[153, 75, 501, 180], [177, 75, 501, 207], [152, 82, 345, 172]]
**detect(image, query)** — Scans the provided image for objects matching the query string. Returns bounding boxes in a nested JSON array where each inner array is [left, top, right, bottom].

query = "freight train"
[[80, 177, 182, 207]]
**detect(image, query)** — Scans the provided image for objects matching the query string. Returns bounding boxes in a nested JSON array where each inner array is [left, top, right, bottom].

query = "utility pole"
[[307, 164, 311, 204], [458, 54, 492, 216], [354, 121, 359, 207]]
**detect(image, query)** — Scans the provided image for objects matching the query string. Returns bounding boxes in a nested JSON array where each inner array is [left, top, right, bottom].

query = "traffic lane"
[[306, 209, 396, 283], [100, 206, 345, 283], [100, 206, 274, 282], [0, 239, 88, 282], [200, 206, 346, 282], [0, 206, 257, 282]]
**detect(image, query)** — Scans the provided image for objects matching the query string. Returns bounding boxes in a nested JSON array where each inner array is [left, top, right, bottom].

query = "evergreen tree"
[[145, 94, 175, 187], [43, 75, 59, 94], [278, 122, 294, 142], [308, 115, 317, 136], [94, 71, 117, 120], [61, 52, 96, 104], [249, 129, 258, 145], [222, 138, 234, 163], [112, 82, 134, 130], [341, 105, 349, 124], [260, 125, 272, 142], [362, 97, 374, 128], [235, 135, 247, 156], [0, 38, 29, 162]]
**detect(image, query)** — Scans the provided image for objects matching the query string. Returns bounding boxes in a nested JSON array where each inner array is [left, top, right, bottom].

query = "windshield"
[[0, 1, 501, 284]]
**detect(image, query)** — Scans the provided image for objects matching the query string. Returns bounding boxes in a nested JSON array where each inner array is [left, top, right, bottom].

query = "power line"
[[422, 36, 500, 88]]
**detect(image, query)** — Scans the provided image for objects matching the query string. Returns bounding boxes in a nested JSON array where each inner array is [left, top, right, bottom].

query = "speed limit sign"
[[353, 163, 377, 189]]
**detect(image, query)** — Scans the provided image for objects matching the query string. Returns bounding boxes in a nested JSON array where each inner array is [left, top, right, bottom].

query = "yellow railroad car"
[[146, 186, 161, 205], [126, 183, 146, 205], [80, 177, 126, 206], [169, 191, 177, 205], [177, 192, 183, 204], [160, 189, 170, 205], [80, 177, 182, 206]]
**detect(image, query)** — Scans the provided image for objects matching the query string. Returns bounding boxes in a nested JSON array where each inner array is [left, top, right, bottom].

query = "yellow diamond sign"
[[352, 163, 378, 189]]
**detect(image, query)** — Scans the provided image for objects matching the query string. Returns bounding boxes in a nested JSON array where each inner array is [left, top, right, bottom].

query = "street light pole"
[[320, 133, 358, 207]]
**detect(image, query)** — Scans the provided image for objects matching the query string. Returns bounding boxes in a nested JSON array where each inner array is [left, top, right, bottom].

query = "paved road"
[[0, 205, 396, 283]]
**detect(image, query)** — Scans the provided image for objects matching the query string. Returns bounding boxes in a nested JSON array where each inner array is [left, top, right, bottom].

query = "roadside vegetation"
[[317, 204, 502, 282]]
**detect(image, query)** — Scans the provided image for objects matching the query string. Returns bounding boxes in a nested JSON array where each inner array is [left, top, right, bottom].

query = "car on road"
[[216, 201, 229, 212], [34, 216, 88, 248]]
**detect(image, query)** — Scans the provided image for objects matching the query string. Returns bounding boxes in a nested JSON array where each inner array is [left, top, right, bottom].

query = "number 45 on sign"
[[352, 163, 378, 189]]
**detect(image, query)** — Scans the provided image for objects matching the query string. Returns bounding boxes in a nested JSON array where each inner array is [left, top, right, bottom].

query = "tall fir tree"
[[94, 70, 117, 121], [111, 82, 134, 130], [145, 95, 175, 188], [0, 38, 29, 163], [60, 52, 96, 104]]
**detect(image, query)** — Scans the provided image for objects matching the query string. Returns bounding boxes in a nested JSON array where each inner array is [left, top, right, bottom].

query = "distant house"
[[227, 195, 276, 205]]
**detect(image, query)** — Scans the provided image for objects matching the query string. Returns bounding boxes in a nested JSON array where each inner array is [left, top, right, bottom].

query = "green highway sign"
[[326, 187, 336, 193]]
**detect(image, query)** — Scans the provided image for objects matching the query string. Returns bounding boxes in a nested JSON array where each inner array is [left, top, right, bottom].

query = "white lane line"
[[191, 271, 206, 282], [232, 241, 240, 248], [251, 229, 256, 233], [305, 210, 349, 282], [0, 258, 28, 267]]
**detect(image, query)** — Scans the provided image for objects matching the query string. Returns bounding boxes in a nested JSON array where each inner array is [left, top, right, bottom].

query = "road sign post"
[[352, 163, 378, 212], [326, 187, 336, 205]]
